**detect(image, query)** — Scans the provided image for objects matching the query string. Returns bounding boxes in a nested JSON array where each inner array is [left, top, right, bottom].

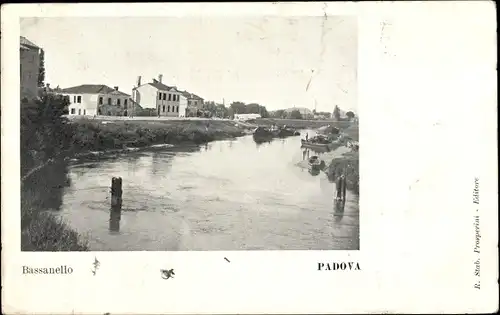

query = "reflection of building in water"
[[109, 210, 121, 232]]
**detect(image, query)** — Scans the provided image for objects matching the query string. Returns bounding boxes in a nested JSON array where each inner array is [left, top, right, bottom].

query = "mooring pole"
[[111, 177, 123, 211]]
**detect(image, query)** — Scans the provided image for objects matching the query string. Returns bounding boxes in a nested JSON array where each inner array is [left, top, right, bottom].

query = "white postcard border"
[[2, 2, 498, 314]]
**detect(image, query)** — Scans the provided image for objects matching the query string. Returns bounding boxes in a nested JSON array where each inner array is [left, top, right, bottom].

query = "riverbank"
[[326, 151, 360, 194], [70, 118, 253, 152], [254, 118, 352, 130], [21, 160, 90, 251], [326, 123, 360, 194]]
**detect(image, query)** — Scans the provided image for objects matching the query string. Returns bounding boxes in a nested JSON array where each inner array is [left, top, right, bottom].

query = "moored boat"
[[308, 156, 325, 171], [276, 127, 299, 138], [301, 139, 342, 152], [253, 126, 274, 143]]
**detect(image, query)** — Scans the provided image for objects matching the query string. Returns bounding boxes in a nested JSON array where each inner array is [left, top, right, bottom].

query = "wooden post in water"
[[111, 177, 123, 211]]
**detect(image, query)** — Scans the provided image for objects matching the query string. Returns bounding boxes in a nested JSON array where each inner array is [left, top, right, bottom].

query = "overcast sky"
[[21, 16, 357, 112]]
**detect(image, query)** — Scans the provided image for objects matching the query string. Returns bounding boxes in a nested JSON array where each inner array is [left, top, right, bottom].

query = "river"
[[54, 130, 359, 250]]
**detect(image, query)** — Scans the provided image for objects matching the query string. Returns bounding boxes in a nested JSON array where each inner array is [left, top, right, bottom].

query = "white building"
[[234, 113, 261, 121], [132, 75, 187, 117], [59, 84, 131, 116]]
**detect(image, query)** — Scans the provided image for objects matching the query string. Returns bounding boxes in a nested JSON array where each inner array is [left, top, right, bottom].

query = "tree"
[[246, 103, 261, 114], [290, 109, 303, 119], [346, 111, 355, 120], [273, 109, 286, 118], [38, 49, 45, 87], [230, 101, 246, 114], [333, 105, 341, 121], [215, 103, 228, 118], [259, 106, 269, 118], [21, 93, 70, 175]]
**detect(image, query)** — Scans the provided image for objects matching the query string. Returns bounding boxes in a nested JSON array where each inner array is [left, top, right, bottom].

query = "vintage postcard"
[[1, 2, 498, 314]]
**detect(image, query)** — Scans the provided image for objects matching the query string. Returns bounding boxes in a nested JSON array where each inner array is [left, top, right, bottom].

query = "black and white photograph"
[[20, 15, 359, 251]]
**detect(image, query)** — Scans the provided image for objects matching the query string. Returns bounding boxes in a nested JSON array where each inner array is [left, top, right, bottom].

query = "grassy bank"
[[21, 160, 89, 251], [254, 118, 352, 130], [69, 118, 249, 153]]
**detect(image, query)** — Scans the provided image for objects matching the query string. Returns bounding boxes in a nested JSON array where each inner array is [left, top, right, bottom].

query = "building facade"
[[59, 84, 131, 116], [181, 91, 204, 116], [234, 113, 261, 121], [132, 76, 187, 117], [20, 36, 41, 99]]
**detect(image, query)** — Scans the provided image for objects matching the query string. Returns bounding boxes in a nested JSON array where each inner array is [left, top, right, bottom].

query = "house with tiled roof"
[[180, 90, 205, 116], [131, 74, 188, 117], [20, 36, 41, 99], [59, 84, 133, 116]]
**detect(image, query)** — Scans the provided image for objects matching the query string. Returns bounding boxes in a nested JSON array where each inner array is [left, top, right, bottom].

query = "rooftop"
[[180, 90, 203, 100], [149, 81, 177, 91], [20, 36, 40, 49], [60, 84, 130, 96]]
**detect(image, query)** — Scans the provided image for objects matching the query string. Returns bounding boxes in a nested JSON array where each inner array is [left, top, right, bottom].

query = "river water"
[[56, 131, 359, 250]]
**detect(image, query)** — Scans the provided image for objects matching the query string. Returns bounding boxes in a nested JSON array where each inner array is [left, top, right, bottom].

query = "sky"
[[21, 16, 357, 113]]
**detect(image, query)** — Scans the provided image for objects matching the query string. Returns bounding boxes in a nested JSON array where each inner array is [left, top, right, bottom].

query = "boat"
[[308, 156, 325, 171], [276, 127, 299, 138], [301, 138, 342, 152], [316, 125, 340, 136], [253, 126, 274, 143]]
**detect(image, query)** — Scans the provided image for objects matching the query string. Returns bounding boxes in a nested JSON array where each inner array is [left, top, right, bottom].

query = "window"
[[162, 93, 166, 100], [162, 105, 165, 112], [194, 101, 197, 105], [108, 98, 111, 105], [99, 97, 103, 105], [167, 105, 170, 112], [78, 109, 81, 115], [176, 106, 179, 112], [71, 108, 75, 114], [77, 96, 82, 103], [168, 94, 172, 101], [117, 99, 121, 106], [74, 96, 76, 103], [124, 99, 128, 106], [83, 109, 86, 115]]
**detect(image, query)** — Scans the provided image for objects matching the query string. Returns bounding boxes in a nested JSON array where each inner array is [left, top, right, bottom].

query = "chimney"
[[137, 76, 142, 87], [114, 86, 119, 91], [158, 74, 163, 83]]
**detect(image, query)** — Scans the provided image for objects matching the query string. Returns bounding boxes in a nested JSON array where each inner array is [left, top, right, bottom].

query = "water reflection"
[[21, 159, 71, 212], [333, 199, 346, 222], [109, 210, 121, 233], [302, 149, 308, 161], [308, 168, 321, 176]]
